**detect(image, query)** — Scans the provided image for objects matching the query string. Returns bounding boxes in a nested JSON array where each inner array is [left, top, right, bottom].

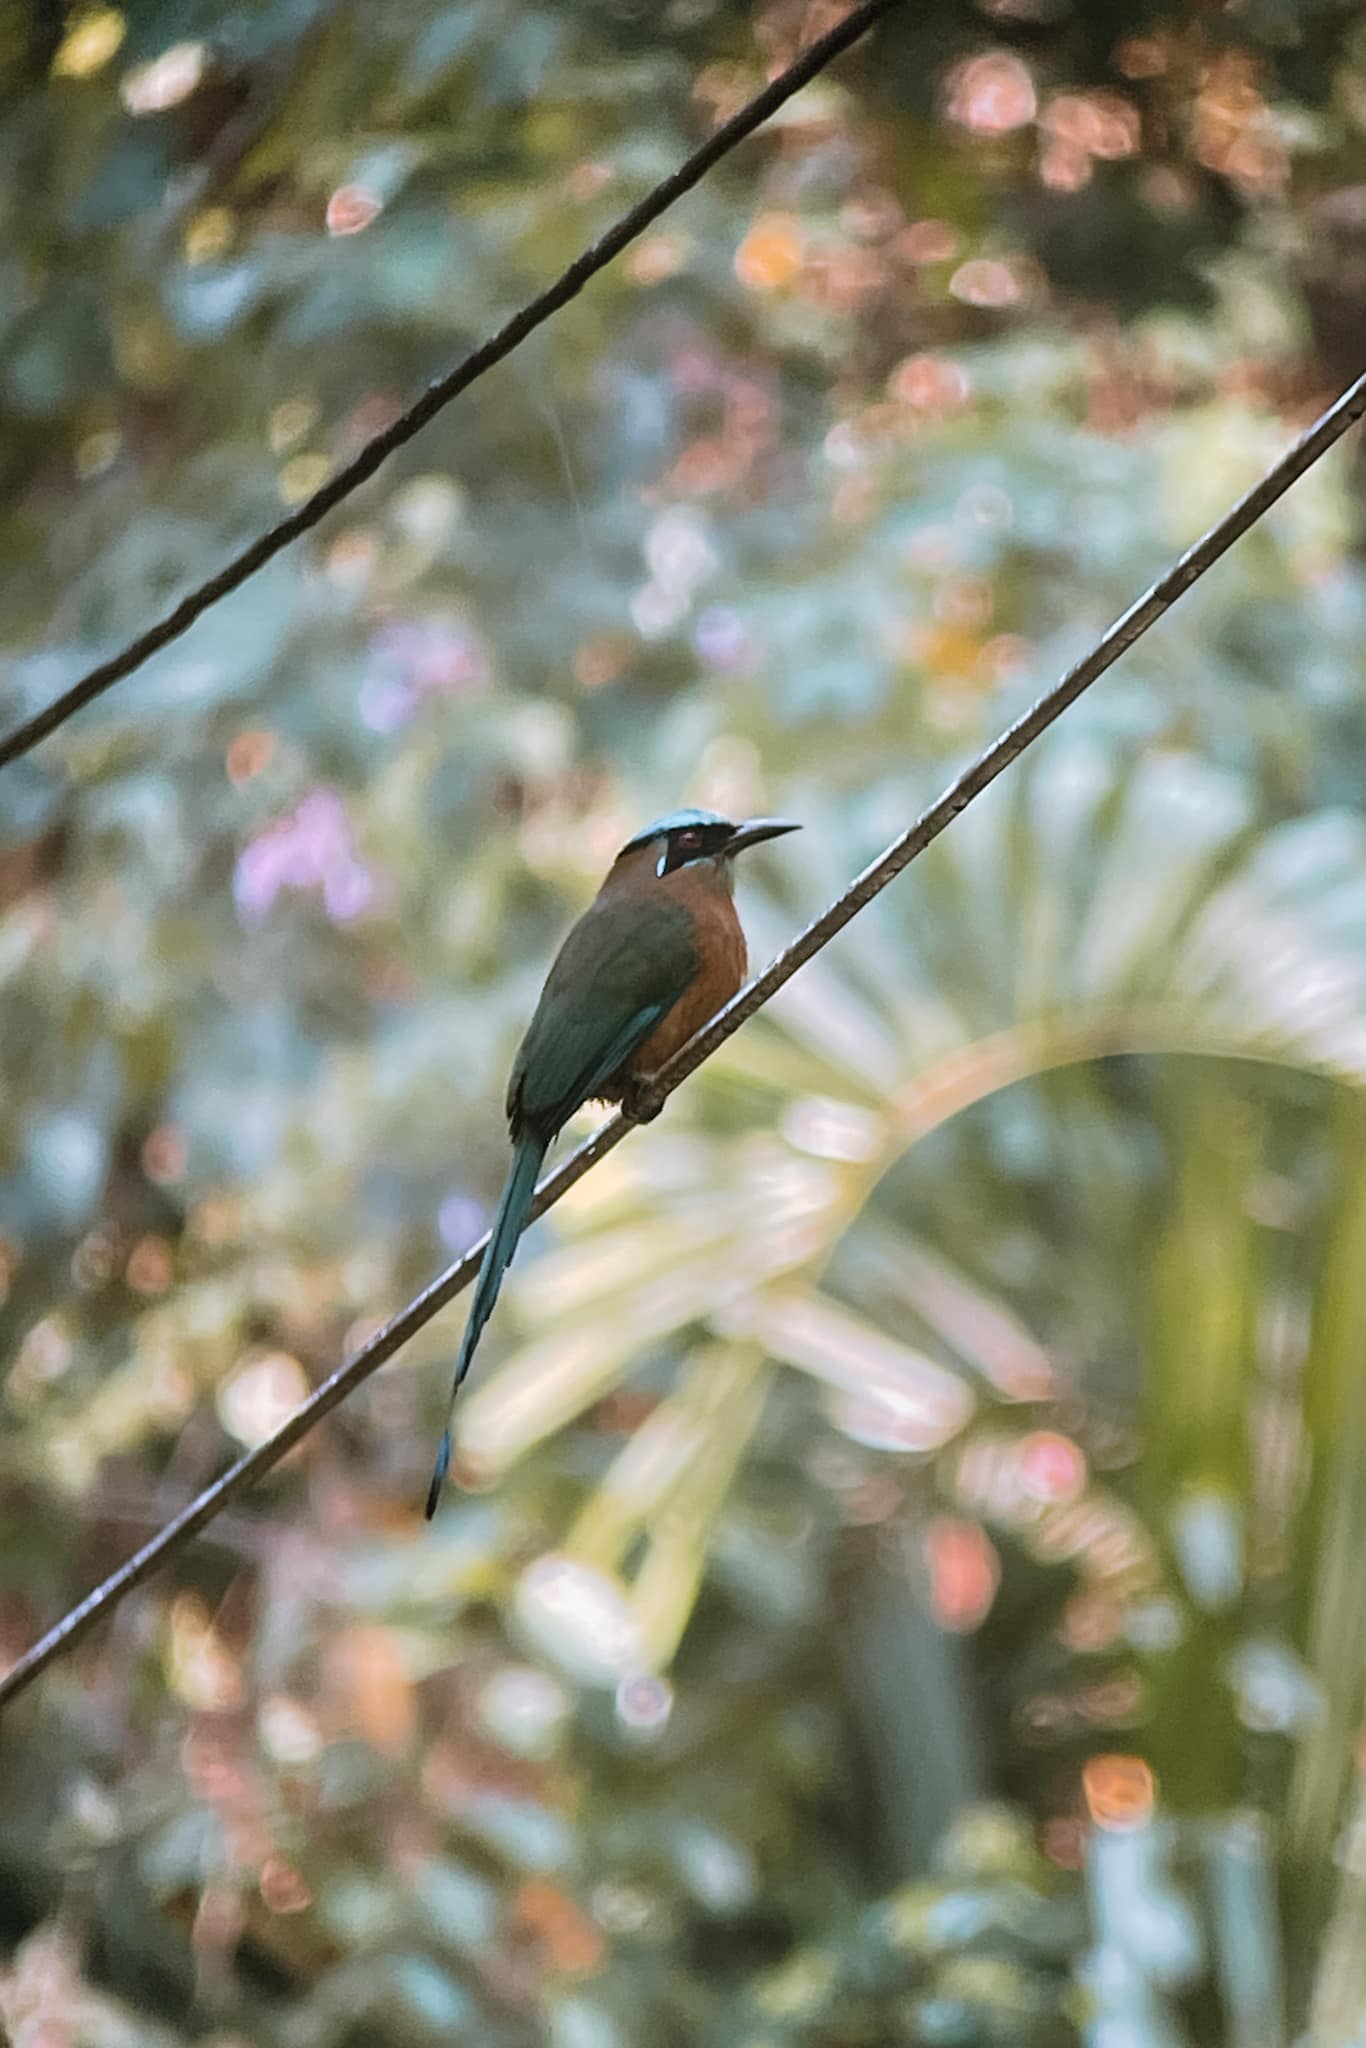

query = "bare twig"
[[2, 369, 1361, 1711], [0, 0, 903, 772]]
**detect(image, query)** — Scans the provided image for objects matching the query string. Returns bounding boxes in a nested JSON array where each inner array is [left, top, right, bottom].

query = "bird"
[[425, 807, 799, 1516]]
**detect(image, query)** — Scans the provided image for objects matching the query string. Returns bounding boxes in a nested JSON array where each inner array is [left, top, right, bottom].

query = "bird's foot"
[[620, 1078, 666, 1125]]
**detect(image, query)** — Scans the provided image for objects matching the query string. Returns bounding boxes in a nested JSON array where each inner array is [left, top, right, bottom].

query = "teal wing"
[[428, 893, 698, 1519], [509, 892, 697, 1134]]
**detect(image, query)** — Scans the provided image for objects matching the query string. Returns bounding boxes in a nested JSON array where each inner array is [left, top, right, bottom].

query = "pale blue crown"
[[617, 808, 731, 855]]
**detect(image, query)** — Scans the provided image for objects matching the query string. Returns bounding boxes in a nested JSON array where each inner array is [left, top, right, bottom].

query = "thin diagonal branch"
[[0, 0, 903, 774], [2, 368, 1361, 1712]]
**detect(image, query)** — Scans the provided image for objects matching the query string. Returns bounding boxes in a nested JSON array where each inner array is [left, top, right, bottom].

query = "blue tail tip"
[[425, 1431, 452, 1520]]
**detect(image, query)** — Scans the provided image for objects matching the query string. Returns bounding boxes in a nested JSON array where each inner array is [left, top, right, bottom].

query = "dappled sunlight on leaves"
[[120, 41, 205, 115]]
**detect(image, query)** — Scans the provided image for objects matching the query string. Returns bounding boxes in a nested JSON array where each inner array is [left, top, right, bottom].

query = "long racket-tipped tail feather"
[[424, 1135, 545, 1517], [425, 1431, 452, 1519]]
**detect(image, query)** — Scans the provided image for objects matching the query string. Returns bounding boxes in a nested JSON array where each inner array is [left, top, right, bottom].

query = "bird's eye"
[[677, 829, 701, 850]]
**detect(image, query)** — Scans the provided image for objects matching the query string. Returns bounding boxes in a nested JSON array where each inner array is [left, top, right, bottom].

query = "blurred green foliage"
[[3, 0, 1366, 2042]]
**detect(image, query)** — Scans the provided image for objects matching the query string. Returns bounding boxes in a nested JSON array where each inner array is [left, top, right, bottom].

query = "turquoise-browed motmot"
[[425, 808, 798, 1515]]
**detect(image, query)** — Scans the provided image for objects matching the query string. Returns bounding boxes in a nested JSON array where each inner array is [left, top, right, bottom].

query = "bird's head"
[[613, 808, 799, 888]]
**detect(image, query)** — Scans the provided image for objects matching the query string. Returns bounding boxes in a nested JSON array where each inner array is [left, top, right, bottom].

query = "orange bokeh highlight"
[[1043, 92, 1141, 161], [260, 1855, 313, 1915], [326, 184, 383, 237], [1083, 1753, 1155, 1831], [1116, 36, 1167, 79], [226, 729, 275, 785], [1192, 51, 1288, 197], [514, 1878, 606, 1975], [896, 218, 961, 266], [126, 1234, 173, 1295], [927, 1516, 1002, 1632], [734, 213, 804, 290], [949, 258, 1021, 309], [888, 353, 971, 413]]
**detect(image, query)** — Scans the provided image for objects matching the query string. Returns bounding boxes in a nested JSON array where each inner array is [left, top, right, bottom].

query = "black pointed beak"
[[722, 816, 800, 857]]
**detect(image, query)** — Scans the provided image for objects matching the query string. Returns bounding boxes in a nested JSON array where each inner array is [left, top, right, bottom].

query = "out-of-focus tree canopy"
[[3, 1, 1366, 2043]]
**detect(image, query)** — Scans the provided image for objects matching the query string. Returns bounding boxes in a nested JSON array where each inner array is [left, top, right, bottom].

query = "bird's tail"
[[425, 1135, 544, 1518]]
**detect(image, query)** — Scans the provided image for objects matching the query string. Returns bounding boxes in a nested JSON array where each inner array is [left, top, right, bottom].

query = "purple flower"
[[694, 605, 753, 671], [234, 787, 379, 925], [358, 675, 417, 734], [361, 615, 490, 730]]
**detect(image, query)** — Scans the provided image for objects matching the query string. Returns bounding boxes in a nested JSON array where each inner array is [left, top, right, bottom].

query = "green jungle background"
[[3, 0, 1366, 2042]]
